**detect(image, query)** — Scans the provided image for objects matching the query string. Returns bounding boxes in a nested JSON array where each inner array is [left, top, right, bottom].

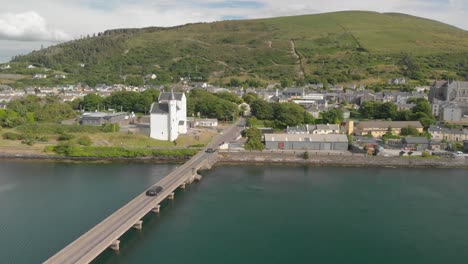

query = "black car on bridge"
[[146, 186, 163, 196]]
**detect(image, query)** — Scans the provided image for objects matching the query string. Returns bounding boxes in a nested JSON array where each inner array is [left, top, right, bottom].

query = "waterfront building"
[[349, 121, 424, 137], [264, 134, 348, 151], [80, 112, 128, 126], [428, 125, 468, 142]]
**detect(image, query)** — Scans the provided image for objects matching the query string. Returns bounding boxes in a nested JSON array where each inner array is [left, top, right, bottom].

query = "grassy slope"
[[6, 11, 468, 86]]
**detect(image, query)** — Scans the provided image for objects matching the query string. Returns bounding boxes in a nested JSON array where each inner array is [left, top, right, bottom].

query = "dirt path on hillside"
[[290, 39, 305, 79]]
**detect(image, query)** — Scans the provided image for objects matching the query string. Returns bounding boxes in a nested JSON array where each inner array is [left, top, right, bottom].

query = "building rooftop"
[[159, 92, 184, 101], [265, 133, 348, 143], [357, 121, 423, 129], [403, 137, 430, 144], [151, 103, 169, 114]]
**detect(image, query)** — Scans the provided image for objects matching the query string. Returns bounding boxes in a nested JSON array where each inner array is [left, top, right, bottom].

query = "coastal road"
[[44, 118, 245, 264]]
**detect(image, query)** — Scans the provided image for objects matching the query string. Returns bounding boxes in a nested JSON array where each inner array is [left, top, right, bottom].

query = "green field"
[[4, 11, 468, 87]]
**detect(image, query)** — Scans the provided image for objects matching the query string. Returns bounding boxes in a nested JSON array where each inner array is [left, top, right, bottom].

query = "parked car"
[[146, 186, 163, 196]]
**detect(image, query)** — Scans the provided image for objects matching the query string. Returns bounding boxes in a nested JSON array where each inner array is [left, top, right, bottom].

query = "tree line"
[[359, 98, 435, 128]]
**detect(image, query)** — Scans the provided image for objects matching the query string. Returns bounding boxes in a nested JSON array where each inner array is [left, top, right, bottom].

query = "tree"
[[400, 125, 420, 136], [229, 78, 240, 87], [360, 101, 378, 119], [250, 99, 273, 120], [304, 111, 315, 124], [412, 99, 432, 116], [215, 92, 243, 104], [82, 93, 104, 111], [280, 79, 292, 88], [242, 92, 259, 104], [272, 102, 305, 127], [243, 128, 264, 151], [320, 108, 344, 124], [377, 102, 397, 120], [246, 117, 259, 128], [36, 103, 76, 122]]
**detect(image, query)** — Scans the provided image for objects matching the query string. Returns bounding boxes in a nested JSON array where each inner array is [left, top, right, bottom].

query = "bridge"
[[44, 119, 244, 264]]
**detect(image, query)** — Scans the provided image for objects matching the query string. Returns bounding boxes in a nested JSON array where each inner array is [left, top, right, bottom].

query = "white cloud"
[[0, 11, 71, 42]]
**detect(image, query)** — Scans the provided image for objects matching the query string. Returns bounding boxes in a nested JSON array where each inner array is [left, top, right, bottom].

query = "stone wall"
[[218, 151, 468, 168]]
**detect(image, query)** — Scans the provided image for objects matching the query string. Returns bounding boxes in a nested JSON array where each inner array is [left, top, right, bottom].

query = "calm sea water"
[[1, 161, 468, 264]]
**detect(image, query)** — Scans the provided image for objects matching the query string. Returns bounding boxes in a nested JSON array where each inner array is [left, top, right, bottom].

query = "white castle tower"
[[150, 89, 187, 141]]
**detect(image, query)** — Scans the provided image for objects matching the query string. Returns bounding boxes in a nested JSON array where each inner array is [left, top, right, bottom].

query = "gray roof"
[[159, 92, 183, 101], [287, 125, 308, 134], [429, 125, 468, 135], [357, 121, 423, 129], [151, 103, 169, 114], [265, 133, 348, 143], [403, 137, 429, 144], [314, 124, 340, 131]]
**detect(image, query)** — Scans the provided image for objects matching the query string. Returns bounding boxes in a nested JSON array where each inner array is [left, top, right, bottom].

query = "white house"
[[33, 74, 47, 79], [150, 90, 187, 141]]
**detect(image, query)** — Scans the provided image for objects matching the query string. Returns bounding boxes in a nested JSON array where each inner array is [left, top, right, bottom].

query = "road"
[[44, 118, 245, 264]]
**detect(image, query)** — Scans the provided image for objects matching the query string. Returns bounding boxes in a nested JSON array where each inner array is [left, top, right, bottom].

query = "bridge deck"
[[44, 119, 243, 264]]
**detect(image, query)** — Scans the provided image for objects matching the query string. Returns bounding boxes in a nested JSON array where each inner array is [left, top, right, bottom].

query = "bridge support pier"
[[180, 183, 186, 189], [167, 192, 175, 200], [194, 174, 202, 182], [132, 220, 143, 230], [109, 240, 120, 251], [151, 205, 160, 213]]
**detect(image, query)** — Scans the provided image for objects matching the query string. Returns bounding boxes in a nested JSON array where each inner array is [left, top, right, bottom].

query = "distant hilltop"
[[2, 11, 468, 88]]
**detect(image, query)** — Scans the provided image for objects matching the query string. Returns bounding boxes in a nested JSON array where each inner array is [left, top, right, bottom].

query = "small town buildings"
[[193, 118, 218, 128], [442, 104, 463, 122], [264, 134, 348, 151], [282, 88, 306, 97], [310, 124, 340, 134], [150, 91, 187, 141], [80, 112, 128, 126], [0, 64, 11, 70], [428, 125, 468, 142], [286, 124, 341, 135], [402, 137, 430, 151], [33, 74, 47, 79], [55, 74, 67, 79], [396, 103, 416, 111], [286, 125, 309, 135], [388, 78, 406, 85], [350, 121, 424, 137]]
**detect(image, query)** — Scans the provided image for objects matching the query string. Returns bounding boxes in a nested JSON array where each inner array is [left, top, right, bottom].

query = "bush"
[[101, 123, 120, 133], [303, 151, 310, 160], [2, 132, 24, 140], [16, 123, 117, 135], [21, 137, 35, 146], [50, 145, 199, 158], [77, 136, 92, 146], [37, 136, 49, 142], [421, 150, 431, 158], [58, 133, 75, 141]]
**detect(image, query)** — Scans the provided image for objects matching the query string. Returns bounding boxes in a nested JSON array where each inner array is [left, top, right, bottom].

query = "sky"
[[1, 0, 467, 62]]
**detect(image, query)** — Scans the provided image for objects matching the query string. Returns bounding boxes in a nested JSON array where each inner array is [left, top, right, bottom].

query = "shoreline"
[[216, 151, 468, 169], [1, 151, 467, 169], [0, 153, 190, 163]]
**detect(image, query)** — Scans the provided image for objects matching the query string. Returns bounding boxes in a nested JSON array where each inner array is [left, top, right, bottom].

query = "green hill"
[[5, 11, 468, 87]]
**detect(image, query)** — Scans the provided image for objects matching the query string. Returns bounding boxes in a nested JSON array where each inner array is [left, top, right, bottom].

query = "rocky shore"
[[0, 153, 189, 163], [2, 150, 467, 169]]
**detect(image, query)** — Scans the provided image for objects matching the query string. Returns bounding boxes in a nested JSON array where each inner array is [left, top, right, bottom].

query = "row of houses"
[[264, 134, 349, 151]]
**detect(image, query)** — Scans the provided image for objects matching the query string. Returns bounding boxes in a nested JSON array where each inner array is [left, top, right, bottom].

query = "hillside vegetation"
[[5, 11, 468, 87]]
